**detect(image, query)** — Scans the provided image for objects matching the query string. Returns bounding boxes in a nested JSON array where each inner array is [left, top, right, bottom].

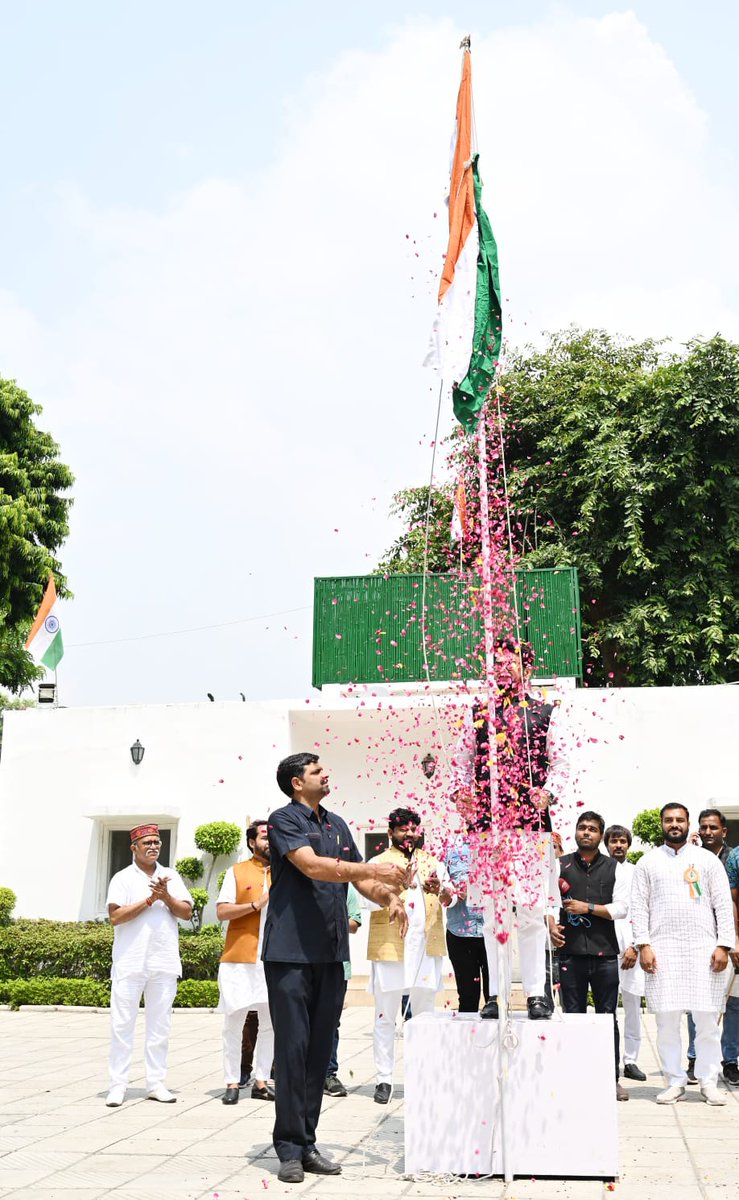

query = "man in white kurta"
[[604, 825, 646, 1080], [366, 809, 453, 1103], [631, 803, 735, 1105], [216, 819, 274, 1104], [106, 823, 193, 1107]]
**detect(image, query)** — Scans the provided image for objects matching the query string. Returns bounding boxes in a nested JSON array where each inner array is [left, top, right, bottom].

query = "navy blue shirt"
[[262, 799, 362, 964]]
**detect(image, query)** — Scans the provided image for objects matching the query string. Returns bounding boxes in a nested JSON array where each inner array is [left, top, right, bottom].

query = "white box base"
[[404, 1011, 618, 1178]]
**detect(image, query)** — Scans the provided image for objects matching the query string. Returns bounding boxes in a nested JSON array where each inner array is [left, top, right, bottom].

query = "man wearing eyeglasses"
[[105, 823, 193, 1107]]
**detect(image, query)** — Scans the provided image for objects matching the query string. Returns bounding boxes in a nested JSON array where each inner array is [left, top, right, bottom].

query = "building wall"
[[1, 685, 738, 976]]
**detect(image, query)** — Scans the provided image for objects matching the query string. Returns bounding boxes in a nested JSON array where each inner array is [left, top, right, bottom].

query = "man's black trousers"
[[264, 961, 345, 1162], [446, 930, 490, 1012], [559, 952, 620, 1079]]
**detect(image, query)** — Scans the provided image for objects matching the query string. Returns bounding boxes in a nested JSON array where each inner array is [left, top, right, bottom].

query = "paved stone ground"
[[0, 1007, 737, 1199]]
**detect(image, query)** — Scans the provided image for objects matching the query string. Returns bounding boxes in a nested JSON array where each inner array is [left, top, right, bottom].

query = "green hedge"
[[0, 920, 224, 983], [0, 977, 221, 1010]]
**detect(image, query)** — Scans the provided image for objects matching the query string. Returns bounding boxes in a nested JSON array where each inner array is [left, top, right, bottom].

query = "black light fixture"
[[421, 752, 437, 780], [38, 681, 56, 705], [130, 739, 145, 766]]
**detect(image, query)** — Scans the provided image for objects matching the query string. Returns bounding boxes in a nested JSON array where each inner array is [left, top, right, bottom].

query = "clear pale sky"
[[2, 1, 737, 707]]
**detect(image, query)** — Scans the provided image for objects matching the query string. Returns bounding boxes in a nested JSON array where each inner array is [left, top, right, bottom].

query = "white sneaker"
[[656, 1085, 686, 1104], [105, 1086, 125, 1107], [700, 1085, 727, 1106], [147, 1084, 177, 1103]]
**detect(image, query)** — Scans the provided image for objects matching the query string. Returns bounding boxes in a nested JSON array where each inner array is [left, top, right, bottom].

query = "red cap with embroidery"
[[130, 823, 159, 843]]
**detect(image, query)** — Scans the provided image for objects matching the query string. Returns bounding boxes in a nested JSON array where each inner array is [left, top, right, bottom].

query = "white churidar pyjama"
[[108, 972, 178, 1090], [373, 989, 436, 1084], [621, 991, 643, 1065], [655, 1010, 722, 1088], [222, 1001, 273, 1085]]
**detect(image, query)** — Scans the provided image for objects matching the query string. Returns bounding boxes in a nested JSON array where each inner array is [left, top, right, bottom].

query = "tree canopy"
[[377, 329, 739, 687], [0, 377, 74, 692]]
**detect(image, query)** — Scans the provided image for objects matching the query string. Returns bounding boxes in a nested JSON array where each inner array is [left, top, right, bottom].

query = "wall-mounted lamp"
[[421, 753, 437, 780], [38, 682, 56, 705], [130, 739, 145, 766]]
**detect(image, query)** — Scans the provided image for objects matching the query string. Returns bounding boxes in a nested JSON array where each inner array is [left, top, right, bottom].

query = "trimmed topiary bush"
[[175, 856, 204, 882]]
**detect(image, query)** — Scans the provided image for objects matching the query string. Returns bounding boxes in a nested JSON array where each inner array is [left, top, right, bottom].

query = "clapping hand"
[[149, 876, 171, 904]]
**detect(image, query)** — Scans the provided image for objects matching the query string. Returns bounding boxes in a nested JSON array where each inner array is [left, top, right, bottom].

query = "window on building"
[[108, 828, 171, 885], [364, 831, 389, 860]]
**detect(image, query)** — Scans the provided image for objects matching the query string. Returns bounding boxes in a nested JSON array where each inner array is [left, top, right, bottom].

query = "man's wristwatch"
[[587, 902, 595, 914]]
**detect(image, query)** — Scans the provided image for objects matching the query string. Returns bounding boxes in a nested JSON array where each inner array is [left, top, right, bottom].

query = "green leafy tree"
[[0, 378, 74, 692], [376, 486, 456, 575], [377, 330, 739, 686], [502, 329, 739, 685]]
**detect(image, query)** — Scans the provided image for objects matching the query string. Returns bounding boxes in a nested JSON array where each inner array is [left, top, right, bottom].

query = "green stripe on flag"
[[452, 156, 502, 427], [41, 631, 64, 671]]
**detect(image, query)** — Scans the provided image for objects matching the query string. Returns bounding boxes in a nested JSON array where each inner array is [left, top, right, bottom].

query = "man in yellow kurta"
[[367, 808, 454, 1104]]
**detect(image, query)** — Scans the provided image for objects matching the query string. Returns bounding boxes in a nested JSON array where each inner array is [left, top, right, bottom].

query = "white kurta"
[[106, 862, 191, 979], [216, 866, 269, 1014], [631, 843, 735, 1013], [614, 860, 645, 998], [368, 874, 443, 995]]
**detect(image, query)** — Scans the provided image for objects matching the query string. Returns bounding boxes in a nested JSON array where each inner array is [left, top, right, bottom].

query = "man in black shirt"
[[548, 811, 630, 1101], [263, 752, 408, 1184]]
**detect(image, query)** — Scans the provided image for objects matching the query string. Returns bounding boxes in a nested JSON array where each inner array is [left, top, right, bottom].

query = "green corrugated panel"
[[312, 568, 582, 688]]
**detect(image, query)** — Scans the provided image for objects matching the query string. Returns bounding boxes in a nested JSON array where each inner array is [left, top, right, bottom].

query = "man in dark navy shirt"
[[263, 752, 408, 1184]]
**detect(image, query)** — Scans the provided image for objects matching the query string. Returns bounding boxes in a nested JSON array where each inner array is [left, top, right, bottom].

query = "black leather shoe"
[[687, 1058, 698, 1084], [374, 1082, 392, 1104], [251, 1084, 275, 1101], [480, 997, 499, 1020], [324, 1074, 348, 1096], [303, 1148, 341, 1175], [221, 1086, 239, 1105], [527, 995, 553, 1020], [723, 1061, 739, 1085], [623, 1063, 646, 1082], [278, 1160, 305, 1183]]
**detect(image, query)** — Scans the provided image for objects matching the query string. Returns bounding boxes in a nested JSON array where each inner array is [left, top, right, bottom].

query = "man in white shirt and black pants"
[[105, 823, 193, 1107]]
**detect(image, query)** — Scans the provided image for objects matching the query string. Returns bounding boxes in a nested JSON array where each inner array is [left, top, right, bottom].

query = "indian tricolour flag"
[[425, 44, 502, 427], [24, 574, 64, 670]]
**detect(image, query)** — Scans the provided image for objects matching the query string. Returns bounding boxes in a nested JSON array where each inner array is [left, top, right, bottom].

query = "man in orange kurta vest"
[[216, 819, 273, 1105]]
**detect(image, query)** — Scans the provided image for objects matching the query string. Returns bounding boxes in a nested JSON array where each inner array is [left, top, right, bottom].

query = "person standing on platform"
[[323, 883, 362, 1097], [548, 812, 630, 1101], [216, 818, 274, 1106], [105, 823, 193, 1107], [604, 824, 646, 1082], [684, 808, 737, 1084], [631, 803, 735, 1105], [263, 753, 408, 1184], [452, 637, 569, 1021], [443, 835, 489, 1012], [367, 809, 454, 1104]]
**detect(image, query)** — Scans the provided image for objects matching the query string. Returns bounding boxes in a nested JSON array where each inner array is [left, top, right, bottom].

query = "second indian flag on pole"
[[425, 42, 503, 428], [25, 574, 64, 670]]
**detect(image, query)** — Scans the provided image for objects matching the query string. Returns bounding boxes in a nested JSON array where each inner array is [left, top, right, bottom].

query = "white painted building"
[[1, 684, 738, 973]]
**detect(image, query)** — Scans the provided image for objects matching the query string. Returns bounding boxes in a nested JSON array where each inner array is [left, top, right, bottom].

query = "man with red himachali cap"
[[452, 637, 569, 1020], [105, 824, 193, 1106]]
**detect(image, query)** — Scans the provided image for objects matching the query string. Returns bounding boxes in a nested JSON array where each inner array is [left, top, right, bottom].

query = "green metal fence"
[[312, 568, 582, 688]]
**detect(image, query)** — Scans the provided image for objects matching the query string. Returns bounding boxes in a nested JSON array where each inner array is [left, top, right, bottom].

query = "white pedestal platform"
[[404, 1011, 618, 1178]]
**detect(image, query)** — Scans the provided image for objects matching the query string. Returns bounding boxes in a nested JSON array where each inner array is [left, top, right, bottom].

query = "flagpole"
[[476, 405, 512, 1184]]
